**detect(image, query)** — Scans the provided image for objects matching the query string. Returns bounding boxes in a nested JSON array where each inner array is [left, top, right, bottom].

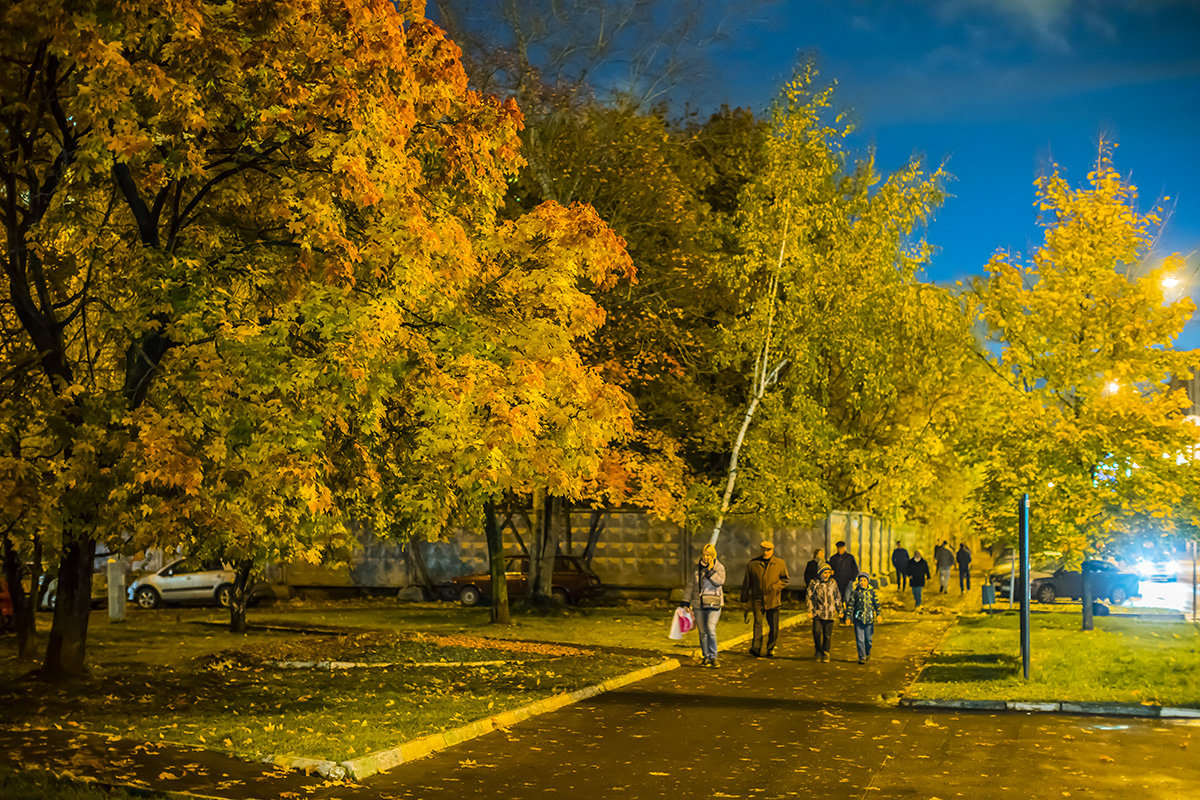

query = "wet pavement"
[[2, 611, 1198, 799]]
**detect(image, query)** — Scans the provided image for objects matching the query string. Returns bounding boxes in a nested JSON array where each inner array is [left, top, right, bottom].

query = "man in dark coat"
[[956, 543, 972, 593], [932, 541, 951, 593], [740, 541, 790, 657], [891, 541, 910, 592], [828, 540, 859, 600]]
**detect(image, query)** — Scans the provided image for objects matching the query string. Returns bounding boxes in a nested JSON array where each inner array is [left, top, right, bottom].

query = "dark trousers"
[[751, 601, 780, 654], [959, 568, 971, 592], [895, 567, 908, 590], [811, 618, 833, 657]]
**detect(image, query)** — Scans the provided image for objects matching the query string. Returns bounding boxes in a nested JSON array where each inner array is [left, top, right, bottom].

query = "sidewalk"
[[0, 608, 953, 799]]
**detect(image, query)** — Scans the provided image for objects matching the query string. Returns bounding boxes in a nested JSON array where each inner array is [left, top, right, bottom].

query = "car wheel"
[[459, 586, 481, 607], [134, 586, 160, 609], [216, 584, 234, 607], [551, 587, 571, 606], [1036, 584, 1056, 604], [1109, 587, 1128, 604]]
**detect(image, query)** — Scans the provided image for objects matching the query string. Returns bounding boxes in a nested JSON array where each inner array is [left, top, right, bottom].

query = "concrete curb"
[[898, 697, 1200, 718], [266, 656, 681, 781]]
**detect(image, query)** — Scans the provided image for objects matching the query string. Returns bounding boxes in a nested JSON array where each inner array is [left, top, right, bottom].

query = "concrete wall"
[[277, 508, 970, 593]]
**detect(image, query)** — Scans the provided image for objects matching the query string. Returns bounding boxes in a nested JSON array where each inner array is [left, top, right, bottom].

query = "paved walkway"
[[3, 607, 1199, 799]]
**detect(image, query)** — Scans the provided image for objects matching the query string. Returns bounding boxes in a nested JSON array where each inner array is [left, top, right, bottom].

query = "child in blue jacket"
[[842, 572, 882, 664]]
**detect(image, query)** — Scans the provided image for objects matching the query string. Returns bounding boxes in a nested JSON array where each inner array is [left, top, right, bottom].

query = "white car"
[[1134, 555, 1178, 582], [128, 558, 274, 609]]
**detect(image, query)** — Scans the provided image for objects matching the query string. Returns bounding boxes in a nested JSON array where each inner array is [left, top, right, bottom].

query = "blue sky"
[[699, 0, 1200, 344]]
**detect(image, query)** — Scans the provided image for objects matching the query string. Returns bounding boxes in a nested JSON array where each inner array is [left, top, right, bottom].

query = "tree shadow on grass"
[[918, 652, 1020, 682]]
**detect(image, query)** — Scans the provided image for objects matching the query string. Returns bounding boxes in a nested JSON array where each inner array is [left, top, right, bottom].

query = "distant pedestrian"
[[803, 548, 826, 589], [740, 541, 790, 657], [891, 541, 910, 591], [829, 540, 859, 600], [684, 543, 726, 668], [807, 563, 842, 662], [956, 543, 972, 593], [843, 572, 882, 664], [934, 541, 954, 593], [908, 551, 930, 607]]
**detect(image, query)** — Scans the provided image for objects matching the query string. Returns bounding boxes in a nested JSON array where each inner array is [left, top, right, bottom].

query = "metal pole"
[[1019, 493, 1031, 680], [1185, 537, 1195, 623]]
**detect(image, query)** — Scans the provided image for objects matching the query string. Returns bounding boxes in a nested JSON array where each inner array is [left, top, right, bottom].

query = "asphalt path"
[[3, 611, 1198, 799], [305, 616, 1200, 800]]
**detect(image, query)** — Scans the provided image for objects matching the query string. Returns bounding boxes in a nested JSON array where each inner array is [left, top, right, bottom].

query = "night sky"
[[701, 0, 1200, 345]]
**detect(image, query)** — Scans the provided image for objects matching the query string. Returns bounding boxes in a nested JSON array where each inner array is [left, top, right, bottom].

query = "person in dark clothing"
[[740, 541, 790, 657], [956, 543, 972, 593], [803, 548, 826, 588], [934, 541, 954, 593], [891, 541, 910, 591], [828, 541, 859, 601], [907, 550, 931, 607]]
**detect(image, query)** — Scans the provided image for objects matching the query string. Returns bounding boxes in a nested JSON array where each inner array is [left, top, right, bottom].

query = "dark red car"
[[449, 555, 602, 606], [0, 581, 13, 631]]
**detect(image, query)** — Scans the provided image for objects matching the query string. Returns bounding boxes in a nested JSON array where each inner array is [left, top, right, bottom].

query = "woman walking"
[[907, 551, 930, 608], [685, 543, 726, 667]]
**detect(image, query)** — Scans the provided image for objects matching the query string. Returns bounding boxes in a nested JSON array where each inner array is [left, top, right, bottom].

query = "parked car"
[[989, 555, 1064, 599], [127, 558, 275, 609], [0, 581, 13, 631], [1024, 560, 1139, 604], [448, 555, 603, 607], [39, 550, 119, 610], [1132, 552, 1178, 582]]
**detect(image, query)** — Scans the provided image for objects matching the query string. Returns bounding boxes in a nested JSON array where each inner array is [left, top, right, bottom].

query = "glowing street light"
[[1105, 380, 1120, 395], [1163, 275, 1181, 290]]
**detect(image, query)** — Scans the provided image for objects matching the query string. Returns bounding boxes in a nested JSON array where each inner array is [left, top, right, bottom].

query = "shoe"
[[814, 652, 822, 661], [764, 651, 774, 658], [710, 660, 719, 669], [821, 653, 830, 662], [748, 649, 761, 657], [700, 657, 712, 667], [858, 658, 865, 664]]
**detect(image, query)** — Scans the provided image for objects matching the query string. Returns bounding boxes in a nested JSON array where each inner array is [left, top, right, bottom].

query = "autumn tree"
[[969, 145, 1196, 629], [3, 0, 638, 668], [703, 69, 973, 534]]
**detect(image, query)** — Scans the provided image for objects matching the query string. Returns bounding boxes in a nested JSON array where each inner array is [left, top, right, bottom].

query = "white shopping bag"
[[668, 606, 695, 639]]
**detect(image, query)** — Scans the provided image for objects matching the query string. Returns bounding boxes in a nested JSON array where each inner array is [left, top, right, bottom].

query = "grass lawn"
[[231, 598, 764, 653], [0, 767, 150, 800], [0, 599, 760, 764], [908, 610, 1200, 707]]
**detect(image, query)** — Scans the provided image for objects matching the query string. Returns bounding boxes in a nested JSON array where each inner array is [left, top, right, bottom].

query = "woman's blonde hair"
[[702, 543, 717, 559]]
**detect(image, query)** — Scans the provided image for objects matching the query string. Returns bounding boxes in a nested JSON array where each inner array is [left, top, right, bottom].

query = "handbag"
[[698, 563, 722, 608], [669, 606, 695, 639]]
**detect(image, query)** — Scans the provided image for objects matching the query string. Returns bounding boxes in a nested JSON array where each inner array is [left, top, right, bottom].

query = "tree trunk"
[[581, 509, 608, 568], [407, 534, 436, 599], [41, 537, 96, 680], [229, 560, 252, 634], [484, 500, 510, 624], [2, 533, 40, 659], [528, 491, 560, 605]]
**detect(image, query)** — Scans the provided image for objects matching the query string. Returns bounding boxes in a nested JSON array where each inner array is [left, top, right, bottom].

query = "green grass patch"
[[1, 600, 755, 764], [908, 612, 1200, 706], [230, 598, 761, 653], [0, 766, 151, 799]]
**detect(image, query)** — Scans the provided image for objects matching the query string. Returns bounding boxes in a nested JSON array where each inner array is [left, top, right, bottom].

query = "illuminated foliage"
[[969, 146, 1197, 558]]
